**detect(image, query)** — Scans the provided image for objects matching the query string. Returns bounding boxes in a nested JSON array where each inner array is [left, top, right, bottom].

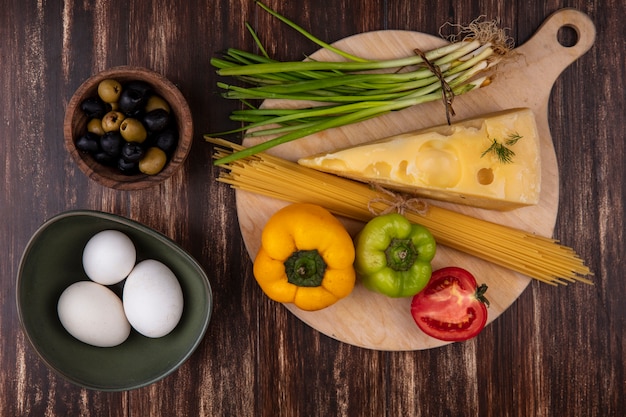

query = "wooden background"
[[1, 0, 624, 416]]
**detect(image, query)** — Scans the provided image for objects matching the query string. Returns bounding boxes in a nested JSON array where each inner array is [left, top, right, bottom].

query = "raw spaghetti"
[[208, 138, 592, 286]]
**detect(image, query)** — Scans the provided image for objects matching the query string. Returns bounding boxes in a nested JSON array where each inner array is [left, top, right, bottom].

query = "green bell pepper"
[[354, 213, 436, 297]]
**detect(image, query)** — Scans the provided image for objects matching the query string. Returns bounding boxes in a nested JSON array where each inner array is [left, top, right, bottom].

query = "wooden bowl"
[[64, 66, 193, 190]]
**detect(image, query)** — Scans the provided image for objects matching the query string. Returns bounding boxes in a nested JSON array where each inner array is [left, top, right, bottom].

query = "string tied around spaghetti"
[[367, 184, 430, 216]]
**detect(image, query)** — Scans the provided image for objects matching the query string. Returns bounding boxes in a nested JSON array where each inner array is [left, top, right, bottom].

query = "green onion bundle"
[[208, 1, 512, 165]]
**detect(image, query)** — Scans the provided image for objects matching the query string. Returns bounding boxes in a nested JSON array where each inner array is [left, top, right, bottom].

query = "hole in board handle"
[[557, 24, 579, 47]]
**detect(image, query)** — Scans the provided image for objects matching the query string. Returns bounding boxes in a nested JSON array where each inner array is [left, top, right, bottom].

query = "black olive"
[[154, 129, 178, 154], [118, 158, 139, 175], [121, 142, 145, 162], [118, 88, 147, 117], [124, 81, 152, 98], [99, 131, 123, 157], [75, 132, 101, 154], [93, 151, 117, 166], [142, 109, 170, 132], [80, 97, 107, 119]]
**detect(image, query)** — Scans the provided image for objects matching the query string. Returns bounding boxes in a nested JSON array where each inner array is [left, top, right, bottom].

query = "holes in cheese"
[[297, 108, 541, 210], [414, 141, 461, 188], [477, 168, 494, 185]]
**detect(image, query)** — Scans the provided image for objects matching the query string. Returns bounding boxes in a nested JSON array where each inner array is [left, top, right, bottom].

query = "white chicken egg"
[[123, 259, 184, 338], [82, 230, 136, 285], [57, 281, 131, 347]]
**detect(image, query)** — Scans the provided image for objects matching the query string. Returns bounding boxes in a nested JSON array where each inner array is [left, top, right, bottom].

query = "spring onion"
[[207, 1, 513, 165]]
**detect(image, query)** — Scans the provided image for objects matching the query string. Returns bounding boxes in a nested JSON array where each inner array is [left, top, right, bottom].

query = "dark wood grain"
[[1, 0, 624, 416]]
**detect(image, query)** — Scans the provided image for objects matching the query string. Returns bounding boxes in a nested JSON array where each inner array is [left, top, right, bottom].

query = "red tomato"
[[410, 267, 489, 342]]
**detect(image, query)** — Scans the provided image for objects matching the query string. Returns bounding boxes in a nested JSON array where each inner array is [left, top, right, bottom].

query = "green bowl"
[[16, 210, 213, 391]]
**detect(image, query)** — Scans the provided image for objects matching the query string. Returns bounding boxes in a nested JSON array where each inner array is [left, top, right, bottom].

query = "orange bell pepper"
[[253, 203, 355, 311]]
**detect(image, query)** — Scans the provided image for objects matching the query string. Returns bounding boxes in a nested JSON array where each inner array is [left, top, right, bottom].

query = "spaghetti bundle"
[[208, 138, 592, 286]]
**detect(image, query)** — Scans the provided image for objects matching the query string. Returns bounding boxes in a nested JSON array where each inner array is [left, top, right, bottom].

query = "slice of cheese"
[[298, 108, 541, 210]]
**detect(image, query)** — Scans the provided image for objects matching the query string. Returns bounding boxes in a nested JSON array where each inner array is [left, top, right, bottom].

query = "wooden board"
[[235, 9, 595, 350]]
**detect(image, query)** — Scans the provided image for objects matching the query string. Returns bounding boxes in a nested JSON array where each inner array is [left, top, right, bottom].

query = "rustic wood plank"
[[249, 3, 389, 416]]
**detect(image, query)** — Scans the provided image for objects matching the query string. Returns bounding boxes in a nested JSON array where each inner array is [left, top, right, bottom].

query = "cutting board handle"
[[492, 9, 596, 112], [515, 9, 596, 88], [526, 8, 595, 54]]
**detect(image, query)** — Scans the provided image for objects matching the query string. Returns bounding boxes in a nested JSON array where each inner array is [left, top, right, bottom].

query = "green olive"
[[87, 118, 105, 136], [139, 147, 167, 175], [97, 79, 122, 103], [119, 118, 147, 143], [145, 95, 170, 113], [101, 111, 126, 132]]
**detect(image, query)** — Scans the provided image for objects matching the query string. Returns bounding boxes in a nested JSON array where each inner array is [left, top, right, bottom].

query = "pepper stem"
[[384, 238, 418, 272], [284, 249, 327, 287]]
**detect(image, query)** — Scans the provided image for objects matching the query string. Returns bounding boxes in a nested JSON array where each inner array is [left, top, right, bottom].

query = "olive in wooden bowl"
[[64, 66, 193, 190]]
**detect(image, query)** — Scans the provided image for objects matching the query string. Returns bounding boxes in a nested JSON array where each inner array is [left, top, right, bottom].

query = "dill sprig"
[[481, 132, 522, 163]]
